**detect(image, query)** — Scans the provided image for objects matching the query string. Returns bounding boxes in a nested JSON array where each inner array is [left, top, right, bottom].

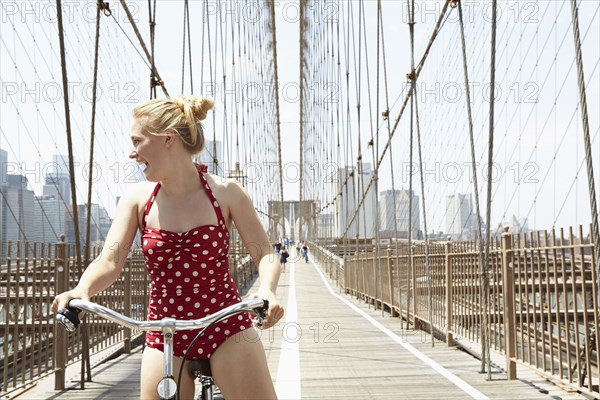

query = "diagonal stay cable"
[[118, 0, 169, 97], [568, 0, 599, 298]]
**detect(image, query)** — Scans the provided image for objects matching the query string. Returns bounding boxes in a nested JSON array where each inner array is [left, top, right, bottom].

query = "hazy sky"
[[1, 0, 598, 233]]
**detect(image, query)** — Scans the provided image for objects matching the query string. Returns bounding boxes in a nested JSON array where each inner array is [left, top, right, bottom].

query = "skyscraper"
[[379, 189, 420, 238], [446, 193, 475, 240], [0, 148, 8, 186], [33, 195, 67, 244], [2, 175, 35, 250], [0, 149, 7, 255], [43, 154, 71, 205], [334, 162, 377, 238]]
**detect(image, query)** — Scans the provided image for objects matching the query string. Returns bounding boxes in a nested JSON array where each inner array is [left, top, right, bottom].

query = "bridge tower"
[[267, 200, 318, 241]]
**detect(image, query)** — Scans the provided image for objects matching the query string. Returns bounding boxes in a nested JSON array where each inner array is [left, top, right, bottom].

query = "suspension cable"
[[569, 0, 600, 306], [269, 1, 286, 238], [118, 0, 168, 97], [340, 0, 452, 239], [457, 0, 488, 375], [482, 0, 498, 380], [55, 0, 82, 278]]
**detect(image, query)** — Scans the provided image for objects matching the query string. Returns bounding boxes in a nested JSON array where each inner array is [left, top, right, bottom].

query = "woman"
[[279, 246, 290, 273], [53, 96, 284, 399]]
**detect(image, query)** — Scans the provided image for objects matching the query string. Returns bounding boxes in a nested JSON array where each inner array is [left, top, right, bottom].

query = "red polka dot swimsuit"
[[142, 163, 253, 359]]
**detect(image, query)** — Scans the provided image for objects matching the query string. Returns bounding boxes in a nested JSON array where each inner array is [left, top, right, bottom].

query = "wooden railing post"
[[54, 235, 68, 390], [411, 245, 418, 327], [502, 228, 517, 380], [445, 237, 455, 346], [387, 246, 396, 317], [123, 259, 132, 354]]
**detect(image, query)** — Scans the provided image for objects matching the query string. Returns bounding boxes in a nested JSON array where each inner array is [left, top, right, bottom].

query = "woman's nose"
[[129, 150, 138, 159]]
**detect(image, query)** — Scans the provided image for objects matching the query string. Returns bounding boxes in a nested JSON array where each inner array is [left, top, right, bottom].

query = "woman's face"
[[128, 120, 165, 181]]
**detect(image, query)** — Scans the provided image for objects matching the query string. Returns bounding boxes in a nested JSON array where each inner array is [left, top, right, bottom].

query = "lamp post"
[[227, 162, 247, 286]]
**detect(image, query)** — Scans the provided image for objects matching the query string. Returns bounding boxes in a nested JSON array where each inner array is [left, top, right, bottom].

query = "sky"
[[1, 0, 599, 234]]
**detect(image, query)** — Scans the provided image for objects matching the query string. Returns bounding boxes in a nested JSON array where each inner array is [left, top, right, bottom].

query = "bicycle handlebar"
[[57, 297, 269, 333]]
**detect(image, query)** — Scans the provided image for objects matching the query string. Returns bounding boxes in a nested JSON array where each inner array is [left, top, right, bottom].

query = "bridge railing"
[[1, 238, 258, 399], [319, 225, 599, 398]]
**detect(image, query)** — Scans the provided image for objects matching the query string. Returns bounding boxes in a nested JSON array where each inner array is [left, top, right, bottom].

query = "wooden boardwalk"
[[18, 255, 593, 400]]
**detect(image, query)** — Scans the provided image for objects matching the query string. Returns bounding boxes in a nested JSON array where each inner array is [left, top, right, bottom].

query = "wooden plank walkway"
[[17, 254, 593, 399]]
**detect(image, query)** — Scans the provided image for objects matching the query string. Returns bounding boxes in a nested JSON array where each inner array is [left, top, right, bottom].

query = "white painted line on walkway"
[[309, 256, 490, 400], [275, 261, 301, 399]]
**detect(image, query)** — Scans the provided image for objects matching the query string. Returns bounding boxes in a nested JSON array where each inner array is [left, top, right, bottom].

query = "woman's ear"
[[163, 129, 178, 147]]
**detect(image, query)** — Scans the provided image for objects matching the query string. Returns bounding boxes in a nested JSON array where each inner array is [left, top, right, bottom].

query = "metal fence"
[[0, 238, 258, 398], [314, 225, 599, 397]]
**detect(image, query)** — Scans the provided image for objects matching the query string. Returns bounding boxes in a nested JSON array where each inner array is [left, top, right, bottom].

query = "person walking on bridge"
[[53, 95, 284, 400]]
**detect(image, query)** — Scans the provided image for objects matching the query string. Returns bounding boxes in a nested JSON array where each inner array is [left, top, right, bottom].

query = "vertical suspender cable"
[[299, 1, 305, 240], [181, 0, 188, 94], [374, 0, 383, 317], [483, 0, 498, 379], [569, 0, 600, 303], [378, 0, 403, 327], [55, 0, 82, 291], [56, 0, 85, 388], [355, 0, 368, 306], [413, 85, 433, 345], [147, 0, 157, 98], [457, 0, 487, 373], [407, 0, 416, 330], [269, 0, 286, 239], [409, 0, 434, 345], [80, 0, 108, 386]]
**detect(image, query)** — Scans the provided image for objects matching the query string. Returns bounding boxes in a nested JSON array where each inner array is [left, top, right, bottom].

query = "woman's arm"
[[226, 181, 284, 329], [52, 185, 143, 313]]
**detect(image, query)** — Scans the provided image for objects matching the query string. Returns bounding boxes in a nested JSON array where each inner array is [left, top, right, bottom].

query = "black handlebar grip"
[[56, 307, 81, 332]]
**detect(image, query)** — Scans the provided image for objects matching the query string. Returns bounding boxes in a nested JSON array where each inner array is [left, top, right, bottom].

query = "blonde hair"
[[132, 96, 214, 154]]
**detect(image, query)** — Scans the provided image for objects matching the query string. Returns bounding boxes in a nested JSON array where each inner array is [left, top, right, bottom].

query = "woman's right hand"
[[52, 288, 90, 320]]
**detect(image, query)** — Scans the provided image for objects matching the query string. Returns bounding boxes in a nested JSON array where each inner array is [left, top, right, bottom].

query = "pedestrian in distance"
[[279, 246, 290, 273], [301, 243, 309, 263], [52, 95, 284, 400]]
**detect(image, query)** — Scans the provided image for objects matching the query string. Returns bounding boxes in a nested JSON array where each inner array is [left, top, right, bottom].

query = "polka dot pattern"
[[141, 163, 252, 359]]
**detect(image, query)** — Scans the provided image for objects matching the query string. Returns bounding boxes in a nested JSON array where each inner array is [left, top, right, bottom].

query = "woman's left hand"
[[252, 289, 284, 329]]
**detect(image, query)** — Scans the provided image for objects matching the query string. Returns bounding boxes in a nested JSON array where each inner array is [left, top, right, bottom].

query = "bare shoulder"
[[117, 181, 156, 213], [204, 174, 248, 205]]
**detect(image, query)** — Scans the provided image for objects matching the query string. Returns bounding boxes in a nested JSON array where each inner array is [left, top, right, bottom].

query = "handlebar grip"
[[56, 306, 81, 332]]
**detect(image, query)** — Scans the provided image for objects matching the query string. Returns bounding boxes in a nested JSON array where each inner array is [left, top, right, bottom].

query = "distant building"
[[0, 149, 8, 186], [497, 215, 529, 235], [33, 195, 67, 244], [316, 212, 334, 238], [334, 162, 377, 238], [43, 154, 72, 205], [66, 203, 109, 246], [379, 189, 420, 238], [0, 149, 7, 255], [1, 175, 35, 253], [446, 193, 476, 240]]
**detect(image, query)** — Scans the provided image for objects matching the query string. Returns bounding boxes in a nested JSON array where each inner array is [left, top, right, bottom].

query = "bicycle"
[[57, 297, 269, 400]]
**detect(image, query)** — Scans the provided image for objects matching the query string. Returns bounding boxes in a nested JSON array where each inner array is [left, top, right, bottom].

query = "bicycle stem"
[[162, 321, 176, 380]]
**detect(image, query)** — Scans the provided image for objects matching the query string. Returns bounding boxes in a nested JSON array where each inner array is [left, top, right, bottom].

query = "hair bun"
[[172, 96, 214, 121], [190, 97, 214, 121]]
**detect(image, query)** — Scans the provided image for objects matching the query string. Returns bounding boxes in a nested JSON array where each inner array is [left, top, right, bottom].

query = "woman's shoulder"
[[204, 173, 248, 202], [118, 181, 157, 207]]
